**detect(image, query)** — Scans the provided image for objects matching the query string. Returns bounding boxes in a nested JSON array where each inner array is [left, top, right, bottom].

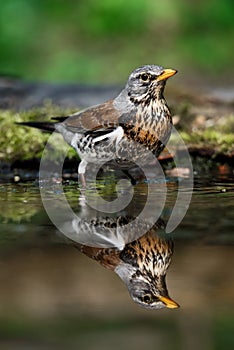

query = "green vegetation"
[[0, 0, 233, 83], [169, 100, 234, 157], [176, 113, 234, 155], [0, 103, 77, 162], [181, 127, 234, 155], [0, 102, 233, 165]]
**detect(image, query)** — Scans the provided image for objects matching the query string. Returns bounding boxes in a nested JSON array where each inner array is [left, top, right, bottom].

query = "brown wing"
[[74, 243, 121, 271], [62, 100, 121, 133]]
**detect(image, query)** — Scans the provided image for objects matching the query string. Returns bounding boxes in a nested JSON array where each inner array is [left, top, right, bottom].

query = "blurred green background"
[[0, 0, 233, 84]]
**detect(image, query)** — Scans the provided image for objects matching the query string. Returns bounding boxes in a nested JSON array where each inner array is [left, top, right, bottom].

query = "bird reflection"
[[62, 214, 179, 310]]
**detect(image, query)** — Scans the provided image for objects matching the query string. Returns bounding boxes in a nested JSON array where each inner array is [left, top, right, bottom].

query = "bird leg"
[[79, 173, 86, 188], [78, 160, 87, 188]]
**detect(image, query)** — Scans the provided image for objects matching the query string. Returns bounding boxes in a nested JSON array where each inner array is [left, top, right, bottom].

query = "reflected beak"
[[157, 69, 177, 81], [159, 296, 180, 309]]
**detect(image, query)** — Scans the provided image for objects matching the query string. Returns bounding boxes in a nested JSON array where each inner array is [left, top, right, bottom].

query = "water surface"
[[0, 173, 233, 349]]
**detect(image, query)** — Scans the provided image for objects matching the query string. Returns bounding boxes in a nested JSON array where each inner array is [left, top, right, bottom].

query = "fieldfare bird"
[[20, 65, 177, 186], [63, 215, 179, 310]]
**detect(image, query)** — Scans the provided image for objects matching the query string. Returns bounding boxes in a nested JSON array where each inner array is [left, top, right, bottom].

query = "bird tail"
[[17, 121, 57, 133]]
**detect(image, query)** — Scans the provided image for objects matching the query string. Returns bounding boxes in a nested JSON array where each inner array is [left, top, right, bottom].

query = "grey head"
[[125, 64, 177, 103], [115, 262, 179, 310]]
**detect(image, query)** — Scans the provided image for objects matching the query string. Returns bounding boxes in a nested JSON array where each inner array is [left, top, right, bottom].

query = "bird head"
[[116, 264, 179, 309], [125, 65, 177, 103], [115, 232, 179, 310]]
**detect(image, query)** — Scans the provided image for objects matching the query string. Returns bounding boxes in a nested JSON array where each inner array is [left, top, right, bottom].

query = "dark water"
[[0, 173, 234, 350]]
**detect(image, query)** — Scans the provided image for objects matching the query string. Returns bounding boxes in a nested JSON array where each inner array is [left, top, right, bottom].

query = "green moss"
[[0, 102, 77, 162], [0, 104, 233, 164], [179, 118, 234, 155]]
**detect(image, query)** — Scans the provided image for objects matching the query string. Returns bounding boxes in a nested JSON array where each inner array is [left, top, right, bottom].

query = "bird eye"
[[140, 73, 150, 82], [142, 294, 152, 303]]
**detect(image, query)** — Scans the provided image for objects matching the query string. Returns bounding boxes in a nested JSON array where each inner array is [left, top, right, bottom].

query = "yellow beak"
[[157, 68, 177, 81], [159, 296, 180, 309]]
